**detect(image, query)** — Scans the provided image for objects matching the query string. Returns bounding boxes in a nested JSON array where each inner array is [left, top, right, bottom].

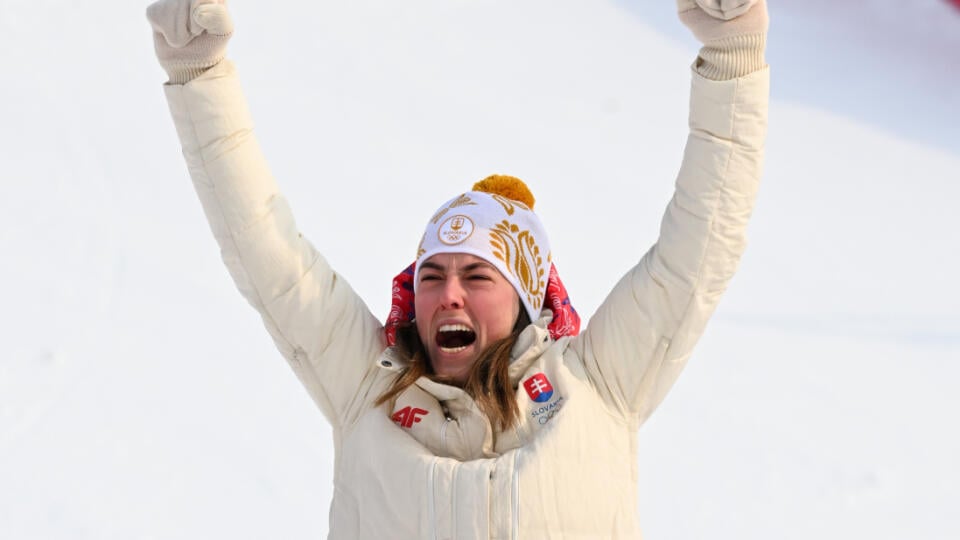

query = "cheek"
[[413, 294, 432, 341], [489, 290, 520, 334], [504, 285, 520, 314], [414, 290, 436, 318], [414, 295, 429, 320], [508, 296, 521, 328], [415, 318, 430, 346]]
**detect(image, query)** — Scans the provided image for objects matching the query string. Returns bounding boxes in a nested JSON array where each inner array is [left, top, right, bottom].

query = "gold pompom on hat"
[[472, 174, 536, 209], [414, 174, 551, 324]]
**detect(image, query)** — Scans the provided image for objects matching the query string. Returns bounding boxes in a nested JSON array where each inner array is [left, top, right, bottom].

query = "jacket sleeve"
[[162, 60, 385, 427], [570, 66, 769, 424]]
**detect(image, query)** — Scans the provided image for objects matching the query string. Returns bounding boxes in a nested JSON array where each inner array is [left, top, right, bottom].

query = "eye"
[[420, 274, 441, 282], [467, 273, 493, 281]]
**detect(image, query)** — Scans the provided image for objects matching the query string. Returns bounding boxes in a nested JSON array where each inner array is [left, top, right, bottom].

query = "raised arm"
[[572, 0, 769, 423], [147, 0, 385, 426]]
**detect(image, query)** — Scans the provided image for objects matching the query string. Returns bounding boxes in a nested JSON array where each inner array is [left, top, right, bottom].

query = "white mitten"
[[147, 0, 234, 84], [676, 0, 758, 21], [676, 0, 768, 80]]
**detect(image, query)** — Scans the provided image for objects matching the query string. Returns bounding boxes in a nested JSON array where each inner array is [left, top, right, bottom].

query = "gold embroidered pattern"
[[415, 233, 426, 260], [491, 194, 531, 216], [489, 220, 545, 311], [431, 194, 476, 224], [430, 208, 449, 225], [448, 194, 476, 209]]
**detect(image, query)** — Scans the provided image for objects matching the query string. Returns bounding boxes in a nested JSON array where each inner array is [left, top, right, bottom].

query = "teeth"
[[437, 324, 474, 354], [439, 324, 472, 333]]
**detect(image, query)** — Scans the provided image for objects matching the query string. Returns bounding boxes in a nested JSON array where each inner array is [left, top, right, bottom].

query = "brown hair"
[[376, 310, 532, 431]]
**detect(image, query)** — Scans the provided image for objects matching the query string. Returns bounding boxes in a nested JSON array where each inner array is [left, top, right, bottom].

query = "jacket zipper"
[[440, 402, 453, 454]]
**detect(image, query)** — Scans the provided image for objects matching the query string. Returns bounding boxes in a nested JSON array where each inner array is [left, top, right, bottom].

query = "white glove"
[[147, 0, 234, 84], [676, 0, 768, 80]]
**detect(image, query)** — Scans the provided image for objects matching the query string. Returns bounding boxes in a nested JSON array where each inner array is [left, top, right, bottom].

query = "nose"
[[440, 277, 465, 309]]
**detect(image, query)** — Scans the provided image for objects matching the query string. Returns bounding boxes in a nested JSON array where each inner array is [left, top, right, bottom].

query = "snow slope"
[[1, 0, 958, 538]]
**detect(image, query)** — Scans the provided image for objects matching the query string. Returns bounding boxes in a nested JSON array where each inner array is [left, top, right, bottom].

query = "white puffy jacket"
[[162, 60, 768, 539]]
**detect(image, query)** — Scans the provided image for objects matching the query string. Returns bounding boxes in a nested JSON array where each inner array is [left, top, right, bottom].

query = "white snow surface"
[[1, 0, 958, 538]]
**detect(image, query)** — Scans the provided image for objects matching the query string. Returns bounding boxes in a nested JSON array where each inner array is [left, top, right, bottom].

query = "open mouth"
[[436, 324, 477, 353]]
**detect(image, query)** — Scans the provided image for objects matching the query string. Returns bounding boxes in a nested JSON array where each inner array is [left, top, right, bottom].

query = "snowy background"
[[2, 0, 959, 538]]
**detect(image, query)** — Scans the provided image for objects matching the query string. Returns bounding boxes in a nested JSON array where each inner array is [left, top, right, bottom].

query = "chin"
[[430, 353, 477, 383]]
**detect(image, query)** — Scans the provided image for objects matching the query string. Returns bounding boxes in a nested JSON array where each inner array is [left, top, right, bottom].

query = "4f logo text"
[[392, 406, 428, 428]]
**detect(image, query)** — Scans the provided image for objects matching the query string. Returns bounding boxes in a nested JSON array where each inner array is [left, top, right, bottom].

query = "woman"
[[148, 0, 769, 537]]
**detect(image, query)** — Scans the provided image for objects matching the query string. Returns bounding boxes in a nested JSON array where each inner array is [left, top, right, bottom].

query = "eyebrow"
[[419, 261, 446, 273], [461, 261, 497, 272], [419, 260, 497, 274]]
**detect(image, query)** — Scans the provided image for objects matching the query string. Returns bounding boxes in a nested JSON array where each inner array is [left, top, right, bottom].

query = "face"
[[415, 253, 521, 384]]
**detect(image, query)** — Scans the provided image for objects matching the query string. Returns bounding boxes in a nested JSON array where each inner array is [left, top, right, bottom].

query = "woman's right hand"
[[146, 0, 234, 84]]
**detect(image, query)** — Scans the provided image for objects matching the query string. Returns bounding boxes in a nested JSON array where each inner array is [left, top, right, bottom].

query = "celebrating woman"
[[148, 0, 769, 537]]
